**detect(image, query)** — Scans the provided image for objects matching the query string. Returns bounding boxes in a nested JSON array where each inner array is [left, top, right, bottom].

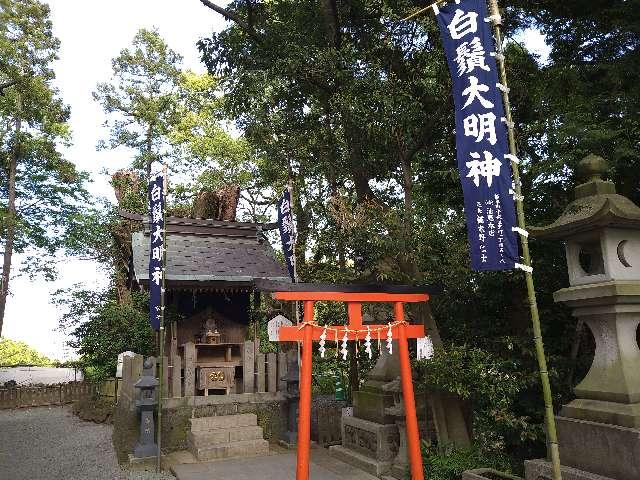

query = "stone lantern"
[[133, 357, 159, 458], [526, 155, 640, 480]]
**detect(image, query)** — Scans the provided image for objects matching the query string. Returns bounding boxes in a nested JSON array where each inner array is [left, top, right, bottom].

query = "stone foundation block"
[[341, 416, 399, 461], [555, 415, 640, 480], [524, 459, 615, 480]]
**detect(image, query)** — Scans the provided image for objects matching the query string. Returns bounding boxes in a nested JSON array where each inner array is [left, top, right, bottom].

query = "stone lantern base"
[[524, 415, 640, 480]]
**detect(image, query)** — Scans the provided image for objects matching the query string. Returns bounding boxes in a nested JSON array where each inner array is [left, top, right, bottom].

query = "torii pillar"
[[264, 282, 433, 480]]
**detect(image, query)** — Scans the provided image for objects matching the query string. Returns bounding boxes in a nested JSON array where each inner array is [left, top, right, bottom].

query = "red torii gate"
[[261, 282, 433, 480]]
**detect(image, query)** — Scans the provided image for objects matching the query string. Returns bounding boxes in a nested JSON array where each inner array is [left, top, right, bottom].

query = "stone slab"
[[171, 354, 182, 398], [524, 459, 615, 480], [267, 353, 277, 393], [162, 356, 169, 399], [184, 343, 196, 397], [329, 445, 392, 477], [172, 449, 379, 480], [256, 354, 266, 393], [162, 391, 286, 409], [189, 426, 264, 447], [462, 468, 522, 480], [243, 341, 255, 394], [190, 413, 258, 431], [561, 398, 640, 428], [340, 416, 398, 462], [555, 415, 640, 480], [193, 438, 269, 461]]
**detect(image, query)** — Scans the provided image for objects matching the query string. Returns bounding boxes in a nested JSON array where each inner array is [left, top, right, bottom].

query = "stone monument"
[[382, 377, 412, 479], [329, 345, 402, 476], [527, 155, 640, 480], [281, 359, 300, 447]]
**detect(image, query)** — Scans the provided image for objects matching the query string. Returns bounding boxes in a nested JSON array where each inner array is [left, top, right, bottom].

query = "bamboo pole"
[[156, 164, 168, 473], [486, 1, 562, 478], [401, 1, 563, 478]]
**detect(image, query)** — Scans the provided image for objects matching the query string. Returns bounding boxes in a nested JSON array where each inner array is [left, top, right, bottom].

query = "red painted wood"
[[272, 291, 430, 480], [296, 301, 314, 480], [278, 324, 425, 342], [347, 302, 363, 328], [272, 291, 429, 303], [395, 303, 425, 480]]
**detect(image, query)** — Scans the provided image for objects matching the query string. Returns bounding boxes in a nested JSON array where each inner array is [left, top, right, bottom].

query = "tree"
[[53, 287, 155, 380], [169, 71, 273, 221], [0, 338, 52, 366], [196, 0, 474, 443], [94, 28, 184, 179], [0, 0, 89, 336], [509, 0, 639, 204], [194, 0, 618, 468]]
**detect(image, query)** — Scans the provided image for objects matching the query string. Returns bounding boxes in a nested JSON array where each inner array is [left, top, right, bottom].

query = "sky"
[[2, 1, 550, 361]]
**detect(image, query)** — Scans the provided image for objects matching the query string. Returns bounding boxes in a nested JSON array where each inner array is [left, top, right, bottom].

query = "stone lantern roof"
[[530, 154, 640, 240]]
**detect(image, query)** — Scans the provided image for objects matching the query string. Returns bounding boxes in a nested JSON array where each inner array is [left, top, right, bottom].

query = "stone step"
[[192, 438, 269, 462], [190, 413, 258, 432], [329, 445, 392, 477], [188, 425, 264, 447]]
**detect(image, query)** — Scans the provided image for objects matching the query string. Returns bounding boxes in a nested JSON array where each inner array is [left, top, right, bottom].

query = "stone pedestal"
[[353, 346, 400, 425], [330, 417, 398, 476], [134, 410, 158, 458], [525, 416, 640, 480], [329, 344, 401, 476]]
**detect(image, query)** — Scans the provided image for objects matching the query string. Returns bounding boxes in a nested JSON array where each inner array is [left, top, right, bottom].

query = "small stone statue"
[[201, 317, 222, 344]]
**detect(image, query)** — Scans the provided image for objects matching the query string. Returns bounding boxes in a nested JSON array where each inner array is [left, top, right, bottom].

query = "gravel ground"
[[0, 405, 173, 480]]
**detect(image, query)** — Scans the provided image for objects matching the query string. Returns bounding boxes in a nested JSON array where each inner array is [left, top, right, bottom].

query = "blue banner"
[[436, 0, 519, 271], [148, 174, 165, 331], [277, 189, 296, 280]]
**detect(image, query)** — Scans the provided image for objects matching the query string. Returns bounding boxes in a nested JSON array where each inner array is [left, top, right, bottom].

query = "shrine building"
[[123, 212, 291, 398]]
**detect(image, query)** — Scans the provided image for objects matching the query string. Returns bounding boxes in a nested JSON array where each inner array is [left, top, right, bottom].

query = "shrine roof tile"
[[131, 225, 290, 286]]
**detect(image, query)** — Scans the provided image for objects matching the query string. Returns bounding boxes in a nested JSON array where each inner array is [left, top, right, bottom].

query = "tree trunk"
[[401, 152, 414, 236], [145, 125, 153, 181], [397, 147, 471, 446], [0, 112, 22, 337]]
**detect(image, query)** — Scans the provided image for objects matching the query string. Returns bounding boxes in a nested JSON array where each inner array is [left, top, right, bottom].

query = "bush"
[[415, 345, 541, 470], [422, 441, 512, 480], [54, 288, 156, 381]]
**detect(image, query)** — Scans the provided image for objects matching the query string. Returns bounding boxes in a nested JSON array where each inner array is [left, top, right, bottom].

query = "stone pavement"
[[171, 447, 379, 480], [0, 405, 126, 480]]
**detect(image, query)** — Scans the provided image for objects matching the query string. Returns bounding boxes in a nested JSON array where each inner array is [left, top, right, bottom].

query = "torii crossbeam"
[[258, 281, 435, 480]]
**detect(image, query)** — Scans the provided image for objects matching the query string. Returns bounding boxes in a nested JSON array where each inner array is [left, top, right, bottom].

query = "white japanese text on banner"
[[148, 173, 165, 331], [436, 0, 519, 270]]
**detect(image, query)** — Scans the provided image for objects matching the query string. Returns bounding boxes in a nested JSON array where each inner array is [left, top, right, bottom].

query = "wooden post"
[[296, 300, 314, 480], [184, 342, 196, 397], [267, 352, 277, 393], [243, 340, 255, 394], [395, 302, 425, 480], [256, 353, 266, 393], [171, 353, 181, 398], [277, 352, 288, 392]]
